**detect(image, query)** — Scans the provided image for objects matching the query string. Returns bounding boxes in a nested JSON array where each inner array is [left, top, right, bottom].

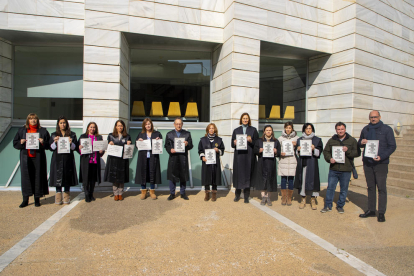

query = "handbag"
[[339, 140, 358, 179]]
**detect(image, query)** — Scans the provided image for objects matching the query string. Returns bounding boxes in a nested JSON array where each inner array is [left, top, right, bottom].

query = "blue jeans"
[[325, 170, 352, 209], [281, 176, 294, 190], [141, 184, 155, 190], [169, 180, 186, 195]]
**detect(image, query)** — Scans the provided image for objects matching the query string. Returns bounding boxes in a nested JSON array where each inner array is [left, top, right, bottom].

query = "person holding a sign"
[[231, 113, 259, 203], [135, 118, 162, 200], [49, 116, 79, 205], [253, 125, 280, 206], [294, 123, 323, 210], [165, 118, 193, 200], [358, 110, 396, 222], [78, 122, 105, 202], [13, 113, 50, 208], [198, 123, 225, 202], [278, 122, 299, 206], [104, 120, 132, 201], [321, 122, 359, 214]]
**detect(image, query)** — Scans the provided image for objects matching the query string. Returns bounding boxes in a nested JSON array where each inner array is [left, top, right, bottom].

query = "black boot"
[[85, 191, 91, 203], [90, 183, 96, 201], [234, 189, 241, 202], [34, 197, 41, 207], [243, 189, 250, 204], [19, 196, 29, 208]]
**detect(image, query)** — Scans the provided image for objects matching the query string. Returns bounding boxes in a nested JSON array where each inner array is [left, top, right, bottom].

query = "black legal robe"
[[78, 133, 103, 184], [104, 133, 131, 183], [198, 136, 225, 186], [134, 131, 162, 185], [253, 138, 281, 192], [164, 129, 193, 182], [231, 126, 259, 189]]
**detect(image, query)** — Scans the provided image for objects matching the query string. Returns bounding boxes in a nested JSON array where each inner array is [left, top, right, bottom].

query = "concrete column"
[[0, 38, 12, 138]]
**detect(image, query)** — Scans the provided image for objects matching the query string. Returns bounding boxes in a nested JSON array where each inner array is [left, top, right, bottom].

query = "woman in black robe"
[[78, 122, 104, 202], [104, 120, 131, 201], [13, 113, 50, 208], [231, 112, 259, 203], [49, 116, 79, 205], [253, 125, 281, 206], [135, 118, 162, 200], [198, 123, 225, 202], [294, 123, 323, 210]]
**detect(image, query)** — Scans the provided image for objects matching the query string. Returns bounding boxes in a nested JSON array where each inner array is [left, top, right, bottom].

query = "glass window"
[[13, 46, 83, 120], [130, 49, 211, 122]]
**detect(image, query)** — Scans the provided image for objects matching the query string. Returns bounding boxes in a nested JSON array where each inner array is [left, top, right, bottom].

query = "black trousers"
[[25, 157, 42, 198], [84, 163, 98, 194], [363, 164, 388, 214], [235, 188, 250, 196]]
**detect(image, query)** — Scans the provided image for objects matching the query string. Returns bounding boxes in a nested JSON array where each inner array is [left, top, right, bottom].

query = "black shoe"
[[234, 195, 240, 202], [167, 194, 175, 201], [85, 193, 91, 203], [19, 197, 29, 208], [90, 193, 96, 201], [359, 210, 376, 218], [180, 194, 189, 200], [378, 213, 385, 222], [34, 197, 41, 207], [244, 197, 249, 204]]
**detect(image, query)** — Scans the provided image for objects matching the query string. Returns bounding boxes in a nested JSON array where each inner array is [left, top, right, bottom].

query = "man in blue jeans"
[[321, 122, 359, 213]]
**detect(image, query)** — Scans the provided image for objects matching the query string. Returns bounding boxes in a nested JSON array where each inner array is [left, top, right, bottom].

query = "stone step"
[[390, 157, 414, 165], [396, 140, 414, 146], [387, 177, 414, 190], [350, 179, 414, 197], [388, 169, 414, 181], [393, 150, 414, 158], [389, 163, 414, 172], [400, 136, 414, 141]]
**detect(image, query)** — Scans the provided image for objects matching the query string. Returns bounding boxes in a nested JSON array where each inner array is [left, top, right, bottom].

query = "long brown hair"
[[284, 121, 294, 131], [25, 113, 40, 129], [261, 125, 275, 140], [239, 113, 251, 126], [112, 120, 127, 137], [56, 116, 71, 136], [205, 123, 218, 136], [141, 118, 154, 133], [85, 122, 100, 136]]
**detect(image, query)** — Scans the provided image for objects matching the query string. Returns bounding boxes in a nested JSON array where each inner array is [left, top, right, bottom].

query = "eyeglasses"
[[369, 116, 379, 119]]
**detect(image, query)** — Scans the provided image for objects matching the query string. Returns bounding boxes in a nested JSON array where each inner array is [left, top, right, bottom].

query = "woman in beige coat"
[[278, 122, 299, 206]]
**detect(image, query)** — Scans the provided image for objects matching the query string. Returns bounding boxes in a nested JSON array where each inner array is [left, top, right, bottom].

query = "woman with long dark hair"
[[13, 113, 50, 207], [49, 116, 79, 205]]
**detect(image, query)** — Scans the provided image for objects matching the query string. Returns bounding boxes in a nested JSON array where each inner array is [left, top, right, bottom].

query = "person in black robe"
[[13, 113, 50, 208], [294, 123, 323, 210], [198, 123, 225, 202], [231, 112, 259, 203], [104, 120, 132, 201], [253, 125, 281, 206], [78, 122, 104, 202], [165, 117, 193, 201], [49, 116, 79, 205], [135, 118, 162, 200]]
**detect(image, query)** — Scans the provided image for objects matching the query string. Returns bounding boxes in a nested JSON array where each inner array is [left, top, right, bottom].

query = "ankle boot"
[[310, 197, 317, 210], [299, 196, 306, 209], [204, 190, 211, 201], [140, 189, 147, 200], [149, 189, 157, 200], [244, 189, 250, 204], [19, 196, 29, 208], [287, 190, 293, 206], [234, 189, 241, 202], [85, 191, 91, 203], [281, 189, 287, 205], [55, 192, 63, 205], [34, 197, 41, 207], [63, 192, 70, 204], [211, 190, 217, 202], [266, 196, 272, 206]]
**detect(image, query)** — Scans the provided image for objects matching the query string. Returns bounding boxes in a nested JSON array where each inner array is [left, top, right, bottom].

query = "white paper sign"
[[93, 140, 108, 152], [174, 137, 186, 153], [123, 144, 134, 159], [205, 149, 216, 164], [136, 139, 151, 151], [300, 140, 312, 156], [364, 140, 379, 158], [80, 138, 92, 154], [152, 139, 163, 154], [332, 146, 345, 163], [58, 137, 70, 154], [282, 140, 294, 156], [26, 133, 39, 150], [107, 144, 123, 158], [236, 134, 248, 150], [263, 142, 274, 158]]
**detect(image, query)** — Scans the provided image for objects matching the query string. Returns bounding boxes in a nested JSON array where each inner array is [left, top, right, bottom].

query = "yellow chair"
[[167, 102, 181, 117], [259, 105, 266, 119], [131, 101, 145, 117], [283, 106, 295, 120], [185, 102, 198, 117], [150, 102, 164, 117], [267, 105, 281, 119]]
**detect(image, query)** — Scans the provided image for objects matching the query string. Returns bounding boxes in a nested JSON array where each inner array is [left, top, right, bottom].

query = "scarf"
[[282, 130, 297, 139], [302, 132, 315, 140], [242, 124, 248, 134], [88, 135, 97, 164], [367, 121, 383, 140], [207, 133, 216, 143], [27, 124, 39, 157]]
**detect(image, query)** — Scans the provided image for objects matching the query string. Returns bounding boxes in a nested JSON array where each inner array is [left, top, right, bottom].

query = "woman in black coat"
[[78, 122, 104, 202], [231, 112, 259, 203], [104, 120, 131, 201], [13, 113, 50, 208], [294, 123, 323, 210], [253, 125, 281, 206], [198, 123, 225, 202], [49, 116, 79, 205], [135, 118, 162, 200]]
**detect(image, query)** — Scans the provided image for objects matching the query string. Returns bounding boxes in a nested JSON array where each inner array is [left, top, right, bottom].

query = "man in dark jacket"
[[358, 110, 396, 222], [165, 118, 193, 200], [321, 122, 359, 214]]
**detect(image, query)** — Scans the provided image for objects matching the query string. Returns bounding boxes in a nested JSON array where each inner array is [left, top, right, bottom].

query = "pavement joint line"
[[232, 190, 386, 276], [0, 193, 85, 273]]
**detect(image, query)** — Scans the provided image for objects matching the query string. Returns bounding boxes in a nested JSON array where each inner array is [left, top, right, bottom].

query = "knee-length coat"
[[13, 126, 50, 197], [198, 136, 225, 186], [231, 126, 259, 189], [164, 129, 193, 182], [253, 138, 281, 192], [104, 133, 132, 183], [78, 133, 104, 184], [135, 131, 162, 185]]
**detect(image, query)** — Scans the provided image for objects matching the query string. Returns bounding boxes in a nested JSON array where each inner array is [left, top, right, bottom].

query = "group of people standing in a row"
[[14, 110, 395, 222]]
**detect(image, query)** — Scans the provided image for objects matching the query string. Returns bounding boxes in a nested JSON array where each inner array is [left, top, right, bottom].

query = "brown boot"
[[63, 192, 70, 204], [140, 189, 147, 200], [287, 190, 293, 206], [310, 197, 317, 210], [204, 190, 211, 201], [149, 189, 157, 200], [118, 195, 124, 201], [299, 196, 306, 209], [281, 189, 287, 205], [211, 190, 217, 202], [114, 195, 119, 201], [55, 192, 62, 205]]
